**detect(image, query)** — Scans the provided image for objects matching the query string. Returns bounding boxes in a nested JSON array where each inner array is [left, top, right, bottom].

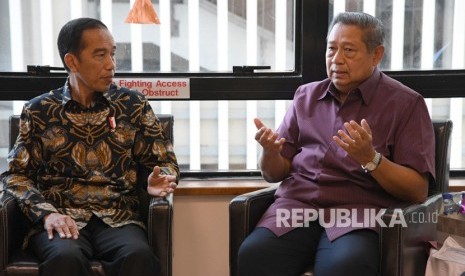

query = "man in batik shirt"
[[1, 17, 178, 276]]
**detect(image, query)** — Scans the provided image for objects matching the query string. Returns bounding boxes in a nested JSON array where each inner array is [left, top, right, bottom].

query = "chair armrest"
[[229, 183, 279, 276], [148, 193, 173, 276], [380, 193, 442, 276], [0, 192, 30, 272]]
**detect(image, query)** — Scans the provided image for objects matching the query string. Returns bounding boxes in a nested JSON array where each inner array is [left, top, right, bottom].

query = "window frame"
[[2, 1, 463, 99], [0, 0, 465, 175], [0, 1, 328, 101]]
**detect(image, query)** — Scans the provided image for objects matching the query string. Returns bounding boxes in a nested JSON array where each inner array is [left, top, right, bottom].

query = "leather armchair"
[[230, 120, 452, 276], [0, 114, 174, 276]]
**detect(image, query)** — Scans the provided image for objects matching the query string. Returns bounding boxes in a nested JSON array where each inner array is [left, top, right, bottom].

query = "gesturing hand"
[[147, 166, 177, 197], [332, 119, 376, 165], [254, 118, 286, 154], [43, 213, 79, 240]]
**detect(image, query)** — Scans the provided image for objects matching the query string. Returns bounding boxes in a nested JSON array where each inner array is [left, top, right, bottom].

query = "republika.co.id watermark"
[[276, 208, 439, 228]]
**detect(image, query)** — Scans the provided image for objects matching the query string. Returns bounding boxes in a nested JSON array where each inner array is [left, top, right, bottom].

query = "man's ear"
[[64, 53, 78, 72], [372, 45, 385, 66]]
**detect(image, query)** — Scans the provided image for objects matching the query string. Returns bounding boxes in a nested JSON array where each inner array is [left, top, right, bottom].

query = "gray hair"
[[327, 12, 384, 52]]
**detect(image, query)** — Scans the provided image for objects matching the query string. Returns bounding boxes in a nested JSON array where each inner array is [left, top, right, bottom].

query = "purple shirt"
[[256, 68, 435, 241]]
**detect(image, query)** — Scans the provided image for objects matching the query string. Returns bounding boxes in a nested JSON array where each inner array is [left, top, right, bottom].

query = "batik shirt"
[[1, 80, 179, 245]]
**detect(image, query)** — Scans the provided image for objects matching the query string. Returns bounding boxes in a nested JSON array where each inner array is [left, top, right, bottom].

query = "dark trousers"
[[29, 215, 161, 276], [238, 225, 379, 276]]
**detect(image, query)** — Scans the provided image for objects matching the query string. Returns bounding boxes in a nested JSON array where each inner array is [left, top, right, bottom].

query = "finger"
[[165, 175, 177, 182], [258, 129, 271, 143], [337, 129, 354, 144], [270, 132, 280, 141], [62, 225, 73, 239], [360, 119, 372, 135], [261, 128, 272, 139], [344, 122, 360, 140], [349, 120, 368, 138], [69, 223, 79, 239], [56, 227, 66, 239], [255, 129, 264, 141], [255, 128, 268, 143], [62, 217, 77, 239], [277, 137, 286, 146], [47, 227, 54, 240], [254, 118, 265, 130], [263, 129, 280, 145], [67, 217, 80, 239], [54, 221, 67, 238], [333, 135, 349, 149], [169, 182, 177, 189]]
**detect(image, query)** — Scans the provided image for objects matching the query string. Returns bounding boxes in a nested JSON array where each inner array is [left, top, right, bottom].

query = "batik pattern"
[[1, 81, 179, 246]]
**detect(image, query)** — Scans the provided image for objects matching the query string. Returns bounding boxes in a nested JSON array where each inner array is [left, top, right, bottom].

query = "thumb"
[[152, 166, 161, 176], [254, 118, 265, 130]]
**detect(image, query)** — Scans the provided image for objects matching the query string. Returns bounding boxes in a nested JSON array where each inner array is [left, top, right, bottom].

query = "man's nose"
[[105, 55, 116, 70], [331, 49, 344, 64]]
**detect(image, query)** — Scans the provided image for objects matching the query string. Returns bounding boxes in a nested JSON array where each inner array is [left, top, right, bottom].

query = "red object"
[[109, 117, 116, 131], [125, 0, 160, 24]]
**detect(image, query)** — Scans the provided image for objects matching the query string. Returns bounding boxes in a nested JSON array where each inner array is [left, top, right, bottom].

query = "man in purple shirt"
[[237, 12, 435, 276]]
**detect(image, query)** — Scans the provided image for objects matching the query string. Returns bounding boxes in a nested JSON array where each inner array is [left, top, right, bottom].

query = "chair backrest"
[[430, 119, 453, 195], [9, 114, 174, 151], [8, 116, 19, 151]]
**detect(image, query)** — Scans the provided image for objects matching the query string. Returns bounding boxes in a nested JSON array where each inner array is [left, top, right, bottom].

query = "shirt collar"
[[103, 83, 115, 102], [62, 79, 73, 106], [357, 67, 381, 105], [61, 78, 114, 107], [318, 67, 381, 105]]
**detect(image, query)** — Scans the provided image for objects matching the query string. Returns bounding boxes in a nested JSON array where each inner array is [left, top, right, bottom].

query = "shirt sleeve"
[[0, 105, 58, 223], [391, 96, 435, 179], [133, 99, 180, 181]]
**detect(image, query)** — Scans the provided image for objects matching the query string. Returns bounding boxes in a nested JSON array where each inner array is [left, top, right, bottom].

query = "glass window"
[[329, 0, 465, 71], [0, 0, 296, 73], [2, 1, 465, 173], [0, 100, 293, 172], [0, 0, 298, 173]]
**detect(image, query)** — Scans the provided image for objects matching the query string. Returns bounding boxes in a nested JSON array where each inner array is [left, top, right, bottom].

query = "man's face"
[[67, 28, 116, 94], [326, 23, 383, 94]]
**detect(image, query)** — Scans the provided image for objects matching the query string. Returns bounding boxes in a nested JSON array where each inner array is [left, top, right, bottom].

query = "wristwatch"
[[361, 151, 382, 173]]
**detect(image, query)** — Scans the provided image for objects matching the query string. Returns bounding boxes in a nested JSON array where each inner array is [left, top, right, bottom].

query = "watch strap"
[[361, 151, 382, 173]]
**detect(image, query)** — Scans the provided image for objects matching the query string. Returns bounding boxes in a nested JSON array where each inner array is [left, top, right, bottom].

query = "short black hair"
[[327, 12, 384, 53], [57, 17, 108, 71]]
